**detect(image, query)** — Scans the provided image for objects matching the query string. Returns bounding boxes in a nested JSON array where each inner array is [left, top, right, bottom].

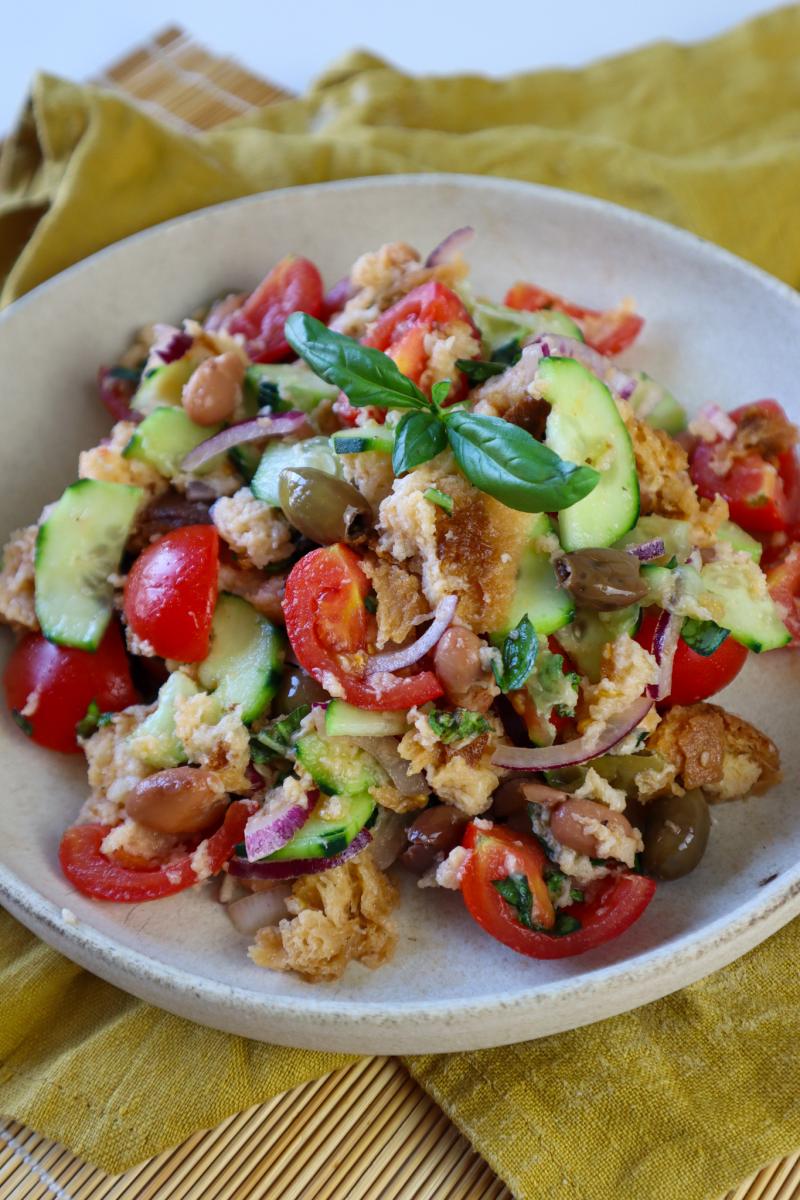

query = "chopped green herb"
[[364, 593, 378, 614], [570, 887, 585, 903], [491, 616, 538, 692], [75, 699, 105, 739], [428, 707, 491, 745], [492, 872, 534, 929], [423, 487, 454, 515], [681, 616, 730, 657], [553, 913, 582, 935], [455, 358, 507, 384], [545, 868, 566, 899], [491, 339, 523, 366], [257, 378, 281, 409], [250, 704, 310, 762], [665, 555, 679, 569], [11, 709, 33, 737]]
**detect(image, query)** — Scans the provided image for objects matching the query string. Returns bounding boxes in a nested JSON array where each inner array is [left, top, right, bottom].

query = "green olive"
[[278, 467, 372, 545], [591, 752, 669, 798], [557, 548, 648, 610], [273, 666, 328, 713], [642, 789, 711, 880]]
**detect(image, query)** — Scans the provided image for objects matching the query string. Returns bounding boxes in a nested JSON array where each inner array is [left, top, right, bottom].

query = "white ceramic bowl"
[[1, 176, 798, 1054]]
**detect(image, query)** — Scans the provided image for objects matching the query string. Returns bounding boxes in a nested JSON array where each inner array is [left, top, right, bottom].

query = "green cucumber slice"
[[250, 436, 341, 506], [330, 423, 395, 455], [295, 730, 387, 796], [228, 443, 262, 483], [245, 363, 339, 414], [554, 605, 642, 683], [132, 358, 196, 417], [472, 300, 583, 354], [265, 791, 376, 861], [540, 357, 639, 551], [493, 513, 574, 637], [123, 406, 222, 477], [35, 479, 142, 650], [197, 594, 284, 722], [628, 371, 687, 435], [325, 700, 407, 738], [716, 520, 762, 563], [128, 671, 200, 768]]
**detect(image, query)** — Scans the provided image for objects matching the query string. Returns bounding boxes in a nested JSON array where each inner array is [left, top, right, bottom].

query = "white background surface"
[[0, 0, 780, 135]]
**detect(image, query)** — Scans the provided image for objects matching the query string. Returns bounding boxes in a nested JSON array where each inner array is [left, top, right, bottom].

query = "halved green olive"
[[642, 789, 711, 880], [278, 467, 372, 546], [557, 548, 648, 610]]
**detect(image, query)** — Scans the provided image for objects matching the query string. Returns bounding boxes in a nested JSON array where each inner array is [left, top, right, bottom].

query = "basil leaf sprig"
[[491, 615, 538, 692], [285, 313, 599, 514]]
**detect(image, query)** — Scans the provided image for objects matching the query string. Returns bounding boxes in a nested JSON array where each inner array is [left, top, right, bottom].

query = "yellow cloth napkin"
[[2, 8, 800, 1196]]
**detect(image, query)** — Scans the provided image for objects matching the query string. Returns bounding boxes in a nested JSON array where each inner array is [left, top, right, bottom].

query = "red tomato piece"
[[634, 607, 748, 706], [124, 526, 219, 663], [228, 256, 324, 363], [504, 281, 644, 356], [767, 543, 800, 645], [461, 823, 655, 959], [283, 545, 443, 710], [59, 799, 257, 902], [97, 366, 139, 423], [4, 621, 138, 754]]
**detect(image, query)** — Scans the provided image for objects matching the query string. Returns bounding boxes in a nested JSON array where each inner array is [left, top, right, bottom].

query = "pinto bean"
[[126, 767, 227, 835], [434, 627, 494, 710], [549, 798, 635, 858], [491, 777, 570, 820], [182, 352, 245, 425]]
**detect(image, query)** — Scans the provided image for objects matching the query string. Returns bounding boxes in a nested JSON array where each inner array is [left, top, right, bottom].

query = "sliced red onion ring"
[[528, 335, 638, 402], [365, 595, 457, 676], [349, 736, 427, 796], [425, 226, 475, 267], [696, 403, 737, 441], [244, 787, 313, 861], [227, 827, 372, 880], [491, 696, 654, 771], [646, 609, 682, 700], [180, 412, 309, 471], [626, 537, 666, 561], [324, 276, 356, 315], [151, 324, 193, 365], [225, 884, 292, 935]]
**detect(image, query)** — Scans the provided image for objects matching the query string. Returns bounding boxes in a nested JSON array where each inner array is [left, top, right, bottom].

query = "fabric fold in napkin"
[[1, 7, 799, 1197]]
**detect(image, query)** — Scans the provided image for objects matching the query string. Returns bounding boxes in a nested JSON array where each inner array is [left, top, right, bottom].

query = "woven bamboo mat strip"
[[1, 24, 797, 1199]]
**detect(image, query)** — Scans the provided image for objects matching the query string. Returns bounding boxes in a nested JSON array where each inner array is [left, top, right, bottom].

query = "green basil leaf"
[[427, 707, 491, 745], [455, 358, 508, 384], [681, 617, 730, 657], [444, 410, 599, 513], [431, 379, 452, 408], [392, 410, 447, 475], [492, 872, 534, 929], [284, 313, 428, 411], [250, 704, 311, 762], [491, 338, 523, 366], [492, 615, 538, 692]]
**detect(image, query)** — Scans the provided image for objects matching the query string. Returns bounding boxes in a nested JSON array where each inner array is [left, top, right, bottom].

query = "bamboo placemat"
[[1, 27, 798, 1200]]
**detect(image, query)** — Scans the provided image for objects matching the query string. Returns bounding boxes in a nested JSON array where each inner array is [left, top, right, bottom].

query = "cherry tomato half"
[[124, 525, 219, 663], [460, 823, 655, 959], [504, 282, 644, 356], [3, 620, 139, 753], [228, 256, 324, 363], [634, 607, 748, 706], [767, 543, 800, 645], [59, 799, 257, 902], [283, 544, 443, 710]]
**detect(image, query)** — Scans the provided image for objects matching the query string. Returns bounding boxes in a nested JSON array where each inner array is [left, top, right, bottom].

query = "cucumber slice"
[[124, 406, 222, 478], [35, 479, 142, 650], [295, 731, 387, 796], [132, 358, 196, 417], [493, 513, 574, 637], [628, 371, 687, 435], [716, 520, 762, 563], [472, 300, 583, 353], [250, 436, 341, 507], [265, 790, 376, 861], [228, 443, 262, 483], [554, 606, 642, 682], [325, 700, 407, 738], [128, 670, 201, 768], [616, 515, 692, 562], [330, 423, 395, 455], [245, 363, 339, 414], [540, 357, 639, 551], [197, 594, 284, 722]]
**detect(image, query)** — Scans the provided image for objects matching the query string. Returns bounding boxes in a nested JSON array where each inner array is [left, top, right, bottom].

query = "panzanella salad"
[[2, 230, 797, 981]]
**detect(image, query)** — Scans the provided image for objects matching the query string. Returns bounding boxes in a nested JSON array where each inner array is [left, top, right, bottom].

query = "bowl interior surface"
[[0, 175, 798, 1054]]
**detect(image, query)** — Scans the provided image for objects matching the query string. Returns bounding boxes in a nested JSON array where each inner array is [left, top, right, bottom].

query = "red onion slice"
[[425, 227, 475, 267], [151, 323, 193, 365], [227, 828, 372, 881], [244, 788, 313, 861], [180, 412, 310, 471], [491, 696, 654, 771], [626, 537, 666, 561], [646, 610, 682, 700], [365, 595, 457, 675], [323, 276, 356, 316], [696, 403, 737, 441], [528, 336, 638, 402], [226, 884, 292, 935]]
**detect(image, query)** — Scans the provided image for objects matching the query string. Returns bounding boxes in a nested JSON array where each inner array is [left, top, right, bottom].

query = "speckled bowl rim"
[[1, 175, 798, 1052]]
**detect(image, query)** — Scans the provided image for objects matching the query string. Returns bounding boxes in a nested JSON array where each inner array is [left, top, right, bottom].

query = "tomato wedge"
[[634, 608, 748, 706], [124, 525, 219, 662], [4, 620, 139, 753], [228, 256, 324, 363], [283, 544, 443, 710], [504, 281, 644, 356], [461, 823, 655, 959], [59, 799, 257, 902], [767, 543, 800, 645]]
